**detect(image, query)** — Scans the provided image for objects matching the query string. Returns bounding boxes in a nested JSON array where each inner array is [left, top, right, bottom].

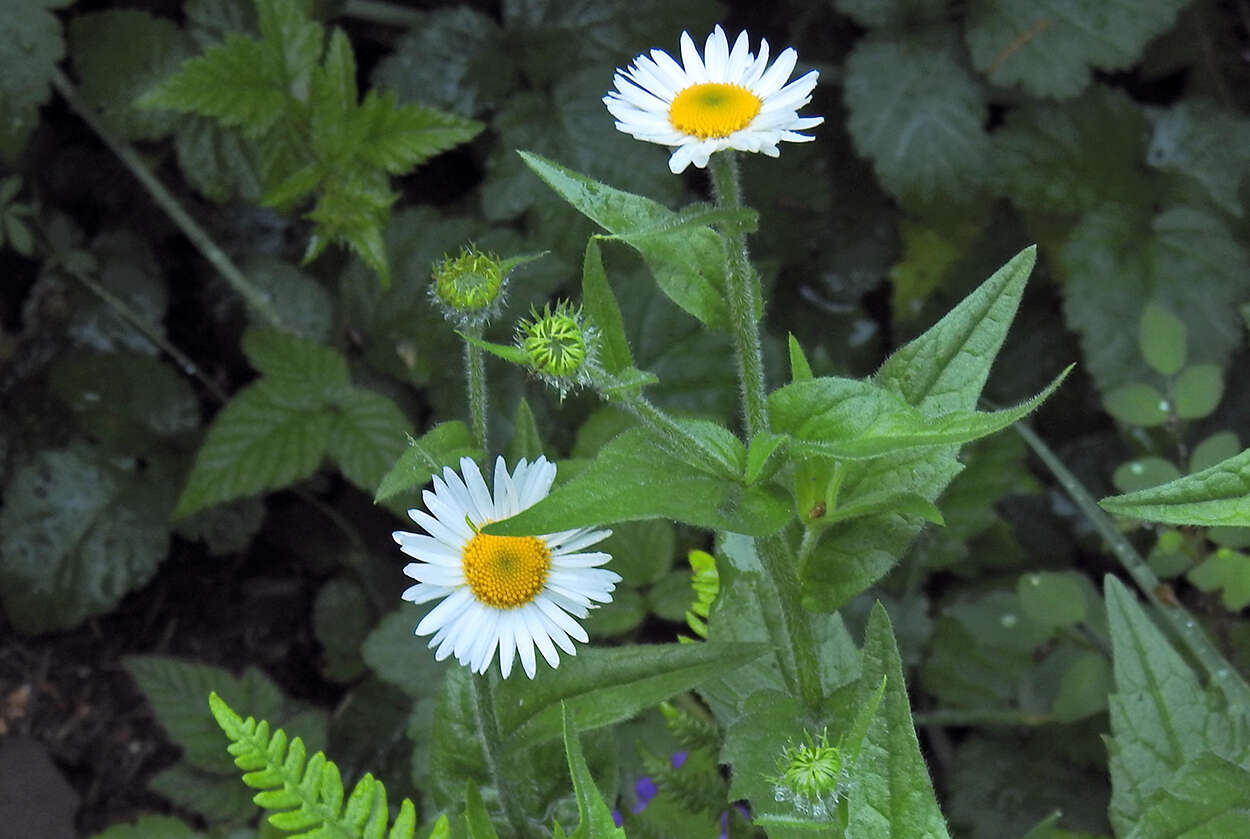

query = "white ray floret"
[[604, 25, 823, 173], [394, 456, 618, 679]]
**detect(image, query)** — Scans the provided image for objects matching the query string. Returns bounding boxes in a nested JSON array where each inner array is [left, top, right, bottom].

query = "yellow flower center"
[[462, 531, 551, 609], [669, 82, 762, 139]]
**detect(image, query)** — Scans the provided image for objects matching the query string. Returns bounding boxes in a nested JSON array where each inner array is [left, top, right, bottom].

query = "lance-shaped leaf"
[[374, 422, 480, 503], [1126, 752, 1250, 839], [1100, 448, 1250, 527], [559, 703, 627, 839]]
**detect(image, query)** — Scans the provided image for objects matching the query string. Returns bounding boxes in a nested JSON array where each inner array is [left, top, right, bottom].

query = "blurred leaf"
[[85, 815, 202, 839], [69, 230, 168, 355], [0, 446, 173, 633], [582, 586, 646, 638], [1112, 457, 1183, 495], [1017, 571, 1087, 629], [1103, 384, 1170, 427], [174, 115, 265, 203], [1138, 302, 1188, 377], [68, 10, 196, 141], [173, 497, 267, 556], [835, 0, 946, 28], [360, 608, 449, 699], [463, 781, 500, 839], [243, 256, 334, 341], [148, 763, 257, 824], [1190, 432, 1241, 474], [1147, 100, 1250, 218], [1127, 752, 1250, 838], [506, 398, 545, 464], [965, 0, 1190, 98], [312, 576, 372, 683], [0, 0, 71, 143], [844, 31, 988, 207], [1051, 651, 1111, 723], [1101, 448, 1250, 527], [1186, 549, 1250, 611], [1172, 364, 1223, 420], [598, 519, 675, 587], [428, 668, 488, 810], [374, 422, 480, 503]]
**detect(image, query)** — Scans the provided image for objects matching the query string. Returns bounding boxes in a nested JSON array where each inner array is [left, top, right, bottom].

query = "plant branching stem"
[[1015, 421, 1250, 710], [51, 68, 285, 330], [470, 674, 531, 838], [759, 533, 824, 709]]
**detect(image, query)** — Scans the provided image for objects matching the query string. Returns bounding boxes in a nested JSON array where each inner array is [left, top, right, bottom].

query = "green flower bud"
[[515, 301, 598, 397], [430, 246, 507, 326], [768, 729, 847, 818]]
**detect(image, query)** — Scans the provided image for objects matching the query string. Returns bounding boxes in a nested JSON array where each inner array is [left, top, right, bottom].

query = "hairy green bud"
[[430, 245, 507, 326], [515, 301, 598, 397]]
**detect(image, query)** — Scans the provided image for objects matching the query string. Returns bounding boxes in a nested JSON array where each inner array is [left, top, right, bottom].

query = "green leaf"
[[1126, 752, 1250, 838], [1100, 448, 1250, 527], [354, 93, 482, 175], [68, 10, 196, 141], [1060, 206, 1250, 392], [312, 576, 370, 683], [844, 31, 988, 207], [244, 256, 334, 342], [834, 0, 947, 28], [0, 0, 71, 130], [1016, 571, 1087, 628], [485, 426, 791, 537], [360, 609, 448, 699], [1139, 303, 1188, 377], [1103, 576, 1248, 833], [84, 815, 201, 839], [1172, 364, 1223, 420], [1186, 549, 1250, 611], [241, 328, 349, 395], [147, 761, 258, 823], [1190, 432, 1241, 474], [580, 238, 633, 375], [326, 387, 413, 493], [1147, 100, 1250, 218], [847, 604, 950, 838], [1113, 457, 1183, 495], [0, 446, 173, 633], [506, 398, 545, 465], [463, 781, 500, 839], [1103, 384, 1171, 427], [519, 151, 730, 329], [174, 115, 265, 203], [374, 422, 481, 503], [965, 0, 1189, 98], [560, 704, 627, 839], [1051, 650, 1111, 723], [494, 642, 769, 746], [175, 381, 334, 517], [788, 333, 813, 382]]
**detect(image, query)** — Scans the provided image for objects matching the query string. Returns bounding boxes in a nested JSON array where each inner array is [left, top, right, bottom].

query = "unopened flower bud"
[[515, 301, 598, 397], [430, 246, 507, 327]]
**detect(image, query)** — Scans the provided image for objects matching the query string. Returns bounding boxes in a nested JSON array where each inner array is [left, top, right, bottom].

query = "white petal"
[[460, 457, 498, 522], [703, 25, 729, 81], [535, 596, 589, 643], [525, 607, 561, 668], [753, 47, 798, 98], [395, 532, 462, 566], [515, 616, 538, 678], [726, 30, 753, 80], [679, 31, 707, 82], [650, 48, 692, 91], [415, 587, 473, 636], [403, 562, 463, 586], [497, 614, 516, 678]]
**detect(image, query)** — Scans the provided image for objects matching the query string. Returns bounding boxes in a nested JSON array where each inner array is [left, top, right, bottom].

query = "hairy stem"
[[758, 533, 824, 710], [465, 329, 488, 455], [51, 68, 285, 330], [708, 151, 769, 438], [470, 674, 531, 838]]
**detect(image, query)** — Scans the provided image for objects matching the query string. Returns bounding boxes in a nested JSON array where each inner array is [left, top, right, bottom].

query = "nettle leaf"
[[520, 151, 729, 329], [964, 0, 1190, 99], [801, 247, 1039, 608], [0, 0, 71, 126], [374, 422, 480, 503], [242, 327, 349, 394], [992, 85, 1153, 214], [0, 446, 173, 633], [1101, 448, 1250, 527], [1061, 205, 1250, 391], [325, 386, 413, 494], [1147, 100, 1250, 218], [1104, 576, 1250, 834], [848, 604, 950, 838], [1127, 752, 1250, 838], [486, 426, 791, 537], [494, 642, 769, 746], [174, 115, 265, 203], [843, 31, 989, 208]]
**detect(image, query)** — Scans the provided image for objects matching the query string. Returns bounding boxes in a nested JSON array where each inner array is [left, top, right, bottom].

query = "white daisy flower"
[[604, 25, 823, 174], [394, 455, 618, 679]]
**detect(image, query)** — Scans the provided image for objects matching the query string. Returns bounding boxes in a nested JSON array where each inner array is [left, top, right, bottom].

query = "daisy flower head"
[[604, 25, 823, 174], [394, 456, 619, 679]]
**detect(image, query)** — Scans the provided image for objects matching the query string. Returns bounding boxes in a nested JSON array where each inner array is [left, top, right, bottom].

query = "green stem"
[[1015, 421, 1250, 710], [51, 68, 285, 330], [465, 329, 488, 455], [758, 533, 824, 709], [469, 674, 531, 838], [708, 151, 769, 438], [605, 382, 737, 477]]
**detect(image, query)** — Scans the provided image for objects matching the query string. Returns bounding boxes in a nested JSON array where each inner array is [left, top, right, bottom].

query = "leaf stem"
[[465, 328, 488, 455], [758, 533, 824, 709], [470, 673, 531, 838], [50, 68, 285, 330], [708, 151, 769, 438]]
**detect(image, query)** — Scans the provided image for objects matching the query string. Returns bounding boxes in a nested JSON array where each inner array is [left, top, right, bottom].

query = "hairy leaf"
[[1101, 448, 1250, 527], [560, 704, 627, 839], [1147, 100, 1250, 218], [374, 422, 480, 503], [325, 387, 413, 493], [1126, 752, 1250, 838]]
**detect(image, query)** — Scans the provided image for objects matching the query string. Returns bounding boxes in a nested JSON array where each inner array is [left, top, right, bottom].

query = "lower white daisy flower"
[[394, 455, 618, 679], [604, 25, 823, 174]]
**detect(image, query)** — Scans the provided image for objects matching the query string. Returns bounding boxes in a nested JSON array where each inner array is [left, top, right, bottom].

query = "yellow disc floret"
[[462, 531, 551, 609], [669, 82, 762, 139]]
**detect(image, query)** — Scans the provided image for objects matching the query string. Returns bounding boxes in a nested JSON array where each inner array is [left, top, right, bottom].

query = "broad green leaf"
[[1139, 303, 1188, 377], [325, 386, 413, 493], [0, 0, 71, 129], [1147, 100, 1250, 218], [844, 31, 988, 207], [722, 690, 822, 829], [1172, 364, 1223, 420], [175, 381, 334, 517], [965, 0, 1189, 98], [847, 604, 950, 838], [1100, 448, 1250, 527], [360, 609, 449, 699], [68, 10, 196, 141], [429, 668, 489, 810], [1017, 571, 1087, 628], [244, 256, 334, 341], [485, 426, 791, 537], [70, 230, 169, 356], [174, 115, 265, 203], [580, 238, 633, 375], [494, 642, 769, 746], [147, 762, 257, 824], [519, 151, 730, 329], [1060, 206, 1250, 392], [241, 328, 349, 396], [1190, 432, 1240, 474], [560, 704, 627, 839], [0, 446, 173, 633], [374, 422, 481, 503], [1126, 752, 1250, 838], [1051, 650, 1111, 723], [311, 576, 370, 683], [1104, 576, 1248, 833], [744, 431, 789, 485], [1103, 384, 1170, 427], [174, 496, 266, 557], [506, 398, 544, 464]]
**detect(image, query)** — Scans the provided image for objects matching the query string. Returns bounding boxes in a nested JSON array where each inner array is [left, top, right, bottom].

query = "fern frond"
[[636, 744, 726, 817], [209, 691, 416, 839], [658, 701, 719, 753], [683, 550, 719, 640]]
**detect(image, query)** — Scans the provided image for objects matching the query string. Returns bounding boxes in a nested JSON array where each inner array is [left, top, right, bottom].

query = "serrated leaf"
[[486, 426, 791, 537], [1126, 752, 1250, 838], [834, 0, 947, 28], [844, 31, 988, 207], [965, 0, 1189, 98], [241, 328, 349, 395], [1060, 206, 1250, 391], [1139, 302, 1188, 377], [354, 93, 483, 175], [68, 10, 196, 141], [244, 256, 334, 342], [148, 761, 259, 823], [519, 151, 729, 329], [0, 446, 173, 633], [174, 115, 265, 203], [1100, 448, 1250, 527], [1147, 100, 1250, 218], [0, 0, 71, 120], [494, 642, 769, 746], [374, 422, 480, 503], [325, 386, 413, 493]]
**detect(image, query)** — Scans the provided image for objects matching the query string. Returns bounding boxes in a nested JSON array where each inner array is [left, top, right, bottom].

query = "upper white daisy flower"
[[394, 455, 618, 679], [604, 25, 823, 174]]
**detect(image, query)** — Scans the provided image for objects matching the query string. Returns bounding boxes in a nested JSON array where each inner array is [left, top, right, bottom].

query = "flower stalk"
[[469, 674, 532, 838], [465, 327, 488, 455]]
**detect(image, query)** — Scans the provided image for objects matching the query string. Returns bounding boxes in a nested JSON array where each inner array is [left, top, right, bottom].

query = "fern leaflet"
[[209, 691, 416, 839]]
